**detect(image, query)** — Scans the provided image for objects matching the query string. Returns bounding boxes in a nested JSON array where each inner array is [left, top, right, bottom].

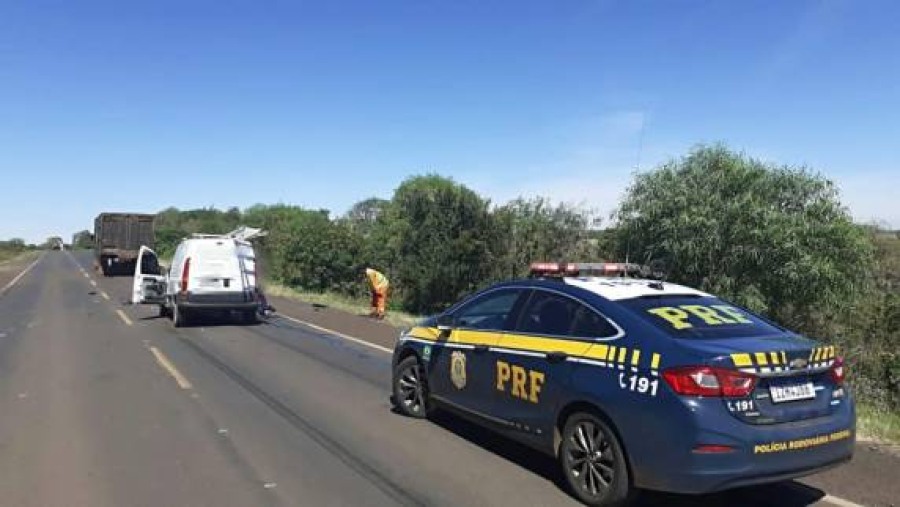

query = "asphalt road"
[[0, 251, 896, 507]]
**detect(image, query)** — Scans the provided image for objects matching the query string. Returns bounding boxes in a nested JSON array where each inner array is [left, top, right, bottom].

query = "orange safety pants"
[[371, 288, 388, 317]]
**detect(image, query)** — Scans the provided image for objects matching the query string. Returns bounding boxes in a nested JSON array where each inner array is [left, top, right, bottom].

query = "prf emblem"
[[450, 351, 467, 390]]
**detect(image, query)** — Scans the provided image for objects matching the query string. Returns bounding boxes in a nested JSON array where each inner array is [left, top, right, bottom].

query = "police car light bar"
[[529, 262, 645, 278]]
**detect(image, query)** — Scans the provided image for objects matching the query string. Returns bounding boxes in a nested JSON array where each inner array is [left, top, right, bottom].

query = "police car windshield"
[[619, 296, 784, 339]]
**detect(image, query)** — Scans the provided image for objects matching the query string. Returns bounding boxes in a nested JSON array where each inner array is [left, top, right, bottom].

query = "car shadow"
[[423, 410, 827, 506]]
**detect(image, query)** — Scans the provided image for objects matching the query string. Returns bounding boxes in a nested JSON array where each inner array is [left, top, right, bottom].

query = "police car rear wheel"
[[393, 356, 429, 418], [560, 413, 631, 506]]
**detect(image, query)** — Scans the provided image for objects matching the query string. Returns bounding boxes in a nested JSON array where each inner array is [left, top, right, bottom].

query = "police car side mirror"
[[436, 314, 454, 331]]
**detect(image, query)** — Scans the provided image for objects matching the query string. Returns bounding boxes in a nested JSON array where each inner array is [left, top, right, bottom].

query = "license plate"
[[770, 382, 816, 403]]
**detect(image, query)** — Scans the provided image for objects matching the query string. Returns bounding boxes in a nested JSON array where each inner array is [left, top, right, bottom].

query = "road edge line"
[[275, 313, 393, 354], [149, 346, 193, 389], [0, 253, 44, 297]]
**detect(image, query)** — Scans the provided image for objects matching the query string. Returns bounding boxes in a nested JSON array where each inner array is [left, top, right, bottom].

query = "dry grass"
[[858, 403, 900, 445], [265, 283, 422, 329], [0, 251, 40, 271]]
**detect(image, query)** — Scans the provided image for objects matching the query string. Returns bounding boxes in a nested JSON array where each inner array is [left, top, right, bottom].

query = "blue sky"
[[1, 0, 898, 243]]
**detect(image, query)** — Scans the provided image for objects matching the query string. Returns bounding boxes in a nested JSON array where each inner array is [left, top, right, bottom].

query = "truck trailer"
[[94, 213, 155, 276]]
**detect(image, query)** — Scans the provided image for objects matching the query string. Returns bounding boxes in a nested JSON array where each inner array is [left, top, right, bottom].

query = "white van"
[[132, 235, 262, 327]]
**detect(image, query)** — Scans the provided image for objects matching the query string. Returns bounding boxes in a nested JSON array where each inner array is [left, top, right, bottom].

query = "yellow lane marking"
[[149, 346, 193, 389], [116, 309, 133, 326], [100, 291, 110, 301], [0, 253, 44, 296], [276, 313, 392, 354]]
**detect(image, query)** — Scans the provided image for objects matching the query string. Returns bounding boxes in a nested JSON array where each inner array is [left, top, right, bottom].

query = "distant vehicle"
[[132, 228, 265, 327], [391, 262, 854, 506], [94, 213, 155, 276]]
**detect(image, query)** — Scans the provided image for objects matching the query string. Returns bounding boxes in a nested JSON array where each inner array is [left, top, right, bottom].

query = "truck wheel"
[[172, 305, 189, 328], [559, 412, 633, 507], [159, 305, 171, 318]]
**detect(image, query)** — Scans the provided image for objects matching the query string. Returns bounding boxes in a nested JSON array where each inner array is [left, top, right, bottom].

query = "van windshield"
[[618, 296, 784, 339]]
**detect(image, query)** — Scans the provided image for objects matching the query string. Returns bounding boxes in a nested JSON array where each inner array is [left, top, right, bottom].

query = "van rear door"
[[190, 240, 243, 293], [132, 246, 167, 304]]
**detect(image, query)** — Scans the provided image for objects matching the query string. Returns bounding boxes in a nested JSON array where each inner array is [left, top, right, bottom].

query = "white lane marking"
[[89, 280, 97, 287], [100, 291, 111, 301], [822, 495, 866, 507], [275, 313, 393, 354], [149, 346, 193, 389], [0, 254, 43, 296], [83, 272, 89, 278], [116, 309, 133, 326]]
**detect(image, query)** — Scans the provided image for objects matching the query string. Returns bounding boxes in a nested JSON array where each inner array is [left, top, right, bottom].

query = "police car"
[[390, 262, 854, 506]]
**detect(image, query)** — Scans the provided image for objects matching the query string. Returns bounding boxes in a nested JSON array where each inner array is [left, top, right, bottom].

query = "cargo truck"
[[94, 213, 156, 276]]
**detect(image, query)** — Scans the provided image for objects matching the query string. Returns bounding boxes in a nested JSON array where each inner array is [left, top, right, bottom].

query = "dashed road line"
[[149, 346, 193, 389], [275, 313, 392, 354], [89, 279, 97, 287], [83, 272, 90, 278], [100, 291, 111, 301], [116, 309, 133, 326], [0, 253, 43, 297]]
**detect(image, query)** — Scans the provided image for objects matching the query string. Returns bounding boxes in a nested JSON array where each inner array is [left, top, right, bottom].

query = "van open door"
[[132, 245, 167, 305]]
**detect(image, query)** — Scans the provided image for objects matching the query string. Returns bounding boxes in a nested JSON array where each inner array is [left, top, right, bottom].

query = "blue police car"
[[390, 262, 854, 506]]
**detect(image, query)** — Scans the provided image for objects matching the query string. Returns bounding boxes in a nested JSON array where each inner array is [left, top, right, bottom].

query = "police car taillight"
[[830, 356, 846, 386], [663, 366, 757, 398]]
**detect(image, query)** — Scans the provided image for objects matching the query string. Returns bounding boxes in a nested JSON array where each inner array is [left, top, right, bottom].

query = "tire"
[[392, 355, 431, 418], [241, 310, 258, 325], [158, 305, 171, 318], [559, 412, 633, 507], [172, 304, 189, 328]]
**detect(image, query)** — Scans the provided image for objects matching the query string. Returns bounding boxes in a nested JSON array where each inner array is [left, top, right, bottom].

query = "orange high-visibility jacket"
[[366, 268, 389, 292]]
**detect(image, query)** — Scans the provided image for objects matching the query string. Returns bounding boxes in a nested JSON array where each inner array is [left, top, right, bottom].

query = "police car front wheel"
[[392, 356, 430, 418], [560, 412, 633, 507]]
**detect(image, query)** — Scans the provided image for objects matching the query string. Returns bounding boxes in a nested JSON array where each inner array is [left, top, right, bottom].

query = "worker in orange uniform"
[[366, 268, 389, 319]]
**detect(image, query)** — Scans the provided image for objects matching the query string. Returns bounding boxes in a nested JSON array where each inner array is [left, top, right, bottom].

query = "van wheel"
[[392, 355, 431, 418], [560, 412, 632, 507], [159, 305, 171, 318], [241, 310, 258, 325], [172, 305, 189, 328]]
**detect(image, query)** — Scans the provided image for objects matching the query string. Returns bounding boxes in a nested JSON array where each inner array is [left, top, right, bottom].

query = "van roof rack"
[[190, 226, 268, 242]]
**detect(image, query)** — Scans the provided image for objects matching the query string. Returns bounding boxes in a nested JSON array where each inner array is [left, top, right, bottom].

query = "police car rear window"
[[620, 296, 784, 339]]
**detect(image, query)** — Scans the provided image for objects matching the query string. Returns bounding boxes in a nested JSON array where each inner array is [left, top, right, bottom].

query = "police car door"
[[494, 289, 621, 437], [429, 288, 527, 417]]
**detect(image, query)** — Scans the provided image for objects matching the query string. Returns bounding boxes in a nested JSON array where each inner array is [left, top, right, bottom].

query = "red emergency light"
[[528, 262, 645, 278]]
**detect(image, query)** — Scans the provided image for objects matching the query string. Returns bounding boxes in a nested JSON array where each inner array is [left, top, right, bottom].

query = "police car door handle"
[[546, 351, 568, 363], [473, 344, 489, 354]]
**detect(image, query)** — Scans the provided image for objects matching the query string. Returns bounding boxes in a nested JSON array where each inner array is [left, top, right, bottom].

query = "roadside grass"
[[857, 403, 900, 444], [0, 250, 40, 270], [265, 283, 422, 329]]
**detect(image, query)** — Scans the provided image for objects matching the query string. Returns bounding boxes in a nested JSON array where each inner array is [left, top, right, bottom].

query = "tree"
[[491, 197, 597, 280], [344, 197, 389, 236], [383, 175, 495, 313], [71, 230, 93, 249], [613, 145, 873, 331]]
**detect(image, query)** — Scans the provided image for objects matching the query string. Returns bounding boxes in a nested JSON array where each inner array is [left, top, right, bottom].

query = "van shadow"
[[419, 409, 827, 507]]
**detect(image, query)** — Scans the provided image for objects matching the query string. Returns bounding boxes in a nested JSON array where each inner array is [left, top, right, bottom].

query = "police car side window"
[[454, 290, 521, 331], [517, 290, 618, 339]]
